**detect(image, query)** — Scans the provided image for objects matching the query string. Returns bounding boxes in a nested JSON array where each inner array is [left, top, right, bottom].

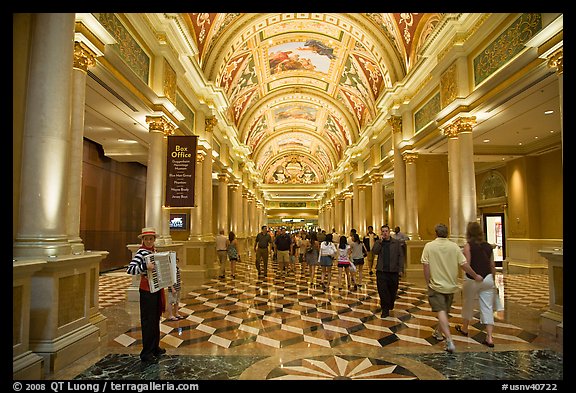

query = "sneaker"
[[445, 340, 456, 353], [432, 330, 445, 341]]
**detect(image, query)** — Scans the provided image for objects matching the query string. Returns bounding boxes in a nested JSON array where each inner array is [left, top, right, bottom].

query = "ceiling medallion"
[[273, 156, 315, 184]]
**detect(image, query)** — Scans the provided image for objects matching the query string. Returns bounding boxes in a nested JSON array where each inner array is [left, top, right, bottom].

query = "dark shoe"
[[455, 325, 468, 337], [153, 347, 166, 357], [482, 340, 495, 348], [381, 309, 389, 318], [369, 271, 374, 276], [141, 355, 156, 363], [219, 275, 225, 279]]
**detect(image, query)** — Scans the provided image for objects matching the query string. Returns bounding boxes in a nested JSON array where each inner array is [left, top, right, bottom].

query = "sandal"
[[168, 317, 179, 321], [176, 315, 186, 320], [482, 340, 495, 348], [455, 325, 468, 337]]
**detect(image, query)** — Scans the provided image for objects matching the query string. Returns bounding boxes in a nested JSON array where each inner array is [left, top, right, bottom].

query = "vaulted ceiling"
[[183, 13, 443, 186]]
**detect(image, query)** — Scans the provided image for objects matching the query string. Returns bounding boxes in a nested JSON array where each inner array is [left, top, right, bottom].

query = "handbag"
[[493, 287, 504, 311]]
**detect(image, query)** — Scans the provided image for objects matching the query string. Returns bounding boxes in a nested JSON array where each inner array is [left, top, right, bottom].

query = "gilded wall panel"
[[93, 13, 151, 84], [414, 92, 440, 133], [473, 13, 542, 86]]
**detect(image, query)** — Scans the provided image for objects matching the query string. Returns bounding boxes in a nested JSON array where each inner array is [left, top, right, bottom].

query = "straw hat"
[[138, 227, 157, 239]]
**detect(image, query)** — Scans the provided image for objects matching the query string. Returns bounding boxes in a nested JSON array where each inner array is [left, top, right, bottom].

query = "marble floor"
[[49, 254, 563, 382]]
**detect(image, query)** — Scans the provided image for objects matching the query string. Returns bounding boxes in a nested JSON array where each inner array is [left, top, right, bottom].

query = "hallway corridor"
[[46, 250, 563, 382]]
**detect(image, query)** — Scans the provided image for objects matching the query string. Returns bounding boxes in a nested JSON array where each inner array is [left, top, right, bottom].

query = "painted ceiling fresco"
[[183, 13, 443, 185]]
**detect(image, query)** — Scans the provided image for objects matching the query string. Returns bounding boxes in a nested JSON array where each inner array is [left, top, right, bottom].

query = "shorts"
[[427, 288, 454, 313], [319, 255, 334, 267], [353, 258, 364, 266]]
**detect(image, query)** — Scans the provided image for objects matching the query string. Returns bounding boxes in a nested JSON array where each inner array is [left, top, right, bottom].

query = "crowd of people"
[[128, 221, 498, 362]]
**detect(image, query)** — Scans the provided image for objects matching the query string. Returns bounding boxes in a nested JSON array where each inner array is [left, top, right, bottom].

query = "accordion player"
[[144, 251, 177, 293]]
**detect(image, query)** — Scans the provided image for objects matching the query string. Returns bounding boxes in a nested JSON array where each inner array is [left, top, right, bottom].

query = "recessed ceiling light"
[[518, 142, 523, 145], [544, 110, 554, 115], [483, 139, 490, 143]]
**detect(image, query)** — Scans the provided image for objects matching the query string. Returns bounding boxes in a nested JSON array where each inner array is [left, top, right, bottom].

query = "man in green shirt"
[[254, 225, 273, 276]]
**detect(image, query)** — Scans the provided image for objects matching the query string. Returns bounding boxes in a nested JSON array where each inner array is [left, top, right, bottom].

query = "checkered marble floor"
[[69, 262, 563, 381], [501, 273, 550, 310], [98, 272, 132, 308], [102, 260, 549, 353]]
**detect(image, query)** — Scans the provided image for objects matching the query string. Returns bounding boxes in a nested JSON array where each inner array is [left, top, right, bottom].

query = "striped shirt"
[[126, 248, 153, 276]]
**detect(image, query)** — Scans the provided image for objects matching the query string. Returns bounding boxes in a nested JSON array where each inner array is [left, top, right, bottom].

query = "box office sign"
[[165, 135, 198, 207]]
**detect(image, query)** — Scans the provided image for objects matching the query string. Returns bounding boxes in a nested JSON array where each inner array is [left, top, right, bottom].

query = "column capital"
[[388, 115, 402, 134], [403, 152, 419, 163], [547, 49, 563, 75], [217, 173, 229, 183], [228, 182, 239, 191], [205, 117, 218, 132], [442, 116, 476, 137], [357, 185, 367, 191], [196, 152, 205, 163], [146, 115, 176, 136], [73, 41, 97, 72], [370, 173, 383, 183]]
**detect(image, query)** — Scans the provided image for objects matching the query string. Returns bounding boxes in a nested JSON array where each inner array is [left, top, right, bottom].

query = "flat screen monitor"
[[169, 213, 188, 231]]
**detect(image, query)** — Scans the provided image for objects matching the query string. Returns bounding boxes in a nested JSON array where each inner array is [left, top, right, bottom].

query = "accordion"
[[144, 251, 177, 293]]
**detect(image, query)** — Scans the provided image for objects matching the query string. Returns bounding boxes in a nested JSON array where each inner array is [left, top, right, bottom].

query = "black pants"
[[139, 289, 162, 360], [376, 271, 399, 312]]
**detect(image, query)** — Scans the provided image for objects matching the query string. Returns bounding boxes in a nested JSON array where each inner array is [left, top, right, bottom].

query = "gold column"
[[548, 49, 563, 163], [14, 13, 76, 258], [145, 116, 175, 245], [403, 152, 420, 239], [228, 182, 240, 235], [189, 151, 205, 240], [344, 192, 353, 235], [217, 173, 229, 233], [357, 185, 367, 235], [443, 124, 461, 240], [67, 41, 97, 254], [390, 116, 406, 230], [202, 118, 217, 239], [444, 116, 477, 242], [370, 174, 383, 228]]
